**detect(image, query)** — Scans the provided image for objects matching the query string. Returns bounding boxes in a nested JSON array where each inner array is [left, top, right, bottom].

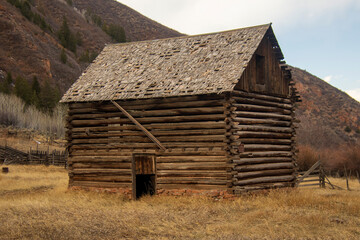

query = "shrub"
[[344, 126, 351, 133], [297, 145, 320, 171], [60, 48, 67, 64], [103, 23, 126, 43]]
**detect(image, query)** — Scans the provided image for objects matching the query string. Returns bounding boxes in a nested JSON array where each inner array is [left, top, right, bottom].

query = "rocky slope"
[[291, 66, 360, 148], [0, 0, 182, 92]]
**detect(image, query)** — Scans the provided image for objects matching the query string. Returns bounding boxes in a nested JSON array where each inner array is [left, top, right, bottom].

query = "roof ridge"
[[108, 23, 271, 47]]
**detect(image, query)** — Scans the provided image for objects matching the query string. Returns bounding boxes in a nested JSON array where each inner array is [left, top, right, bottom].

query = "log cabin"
[[61, 24, 299, 199]]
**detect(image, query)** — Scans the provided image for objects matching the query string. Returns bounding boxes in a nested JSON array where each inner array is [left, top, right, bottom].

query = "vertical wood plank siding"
[[235, 36, 289, 96]]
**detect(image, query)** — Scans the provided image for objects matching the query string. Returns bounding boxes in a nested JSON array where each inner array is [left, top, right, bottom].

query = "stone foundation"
[[69, 186, 236, 200]]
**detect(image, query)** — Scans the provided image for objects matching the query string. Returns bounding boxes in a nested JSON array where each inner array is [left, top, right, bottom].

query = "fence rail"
[[0, 145, 67, 167], [297, 160, 325, 188]]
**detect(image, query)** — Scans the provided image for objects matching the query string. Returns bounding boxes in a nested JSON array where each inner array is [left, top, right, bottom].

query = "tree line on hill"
[[0, 72, 60, 114]]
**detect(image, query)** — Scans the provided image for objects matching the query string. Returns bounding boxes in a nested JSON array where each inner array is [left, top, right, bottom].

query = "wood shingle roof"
[[61, 24, 282, 103]]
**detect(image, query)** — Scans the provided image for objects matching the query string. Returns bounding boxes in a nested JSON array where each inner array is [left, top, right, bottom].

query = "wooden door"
[[132, 154, 156, 199]]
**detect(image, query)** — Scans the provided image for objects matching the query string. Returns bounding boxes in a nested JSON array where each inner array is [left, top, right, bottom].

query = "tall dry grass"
[[0, 166, 360, 239], [0, 93, 66, 137]]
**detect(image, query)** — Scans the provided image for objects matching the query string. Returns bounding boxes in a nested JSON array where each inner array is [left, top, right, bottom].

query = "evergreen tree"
[[38, 80, 60, 113], [0, 72, 13, 94], [31, 76, 41, 96], [103, 23, 126, 43], [58, 17, 77, 53], [14, 76, 32, 105]]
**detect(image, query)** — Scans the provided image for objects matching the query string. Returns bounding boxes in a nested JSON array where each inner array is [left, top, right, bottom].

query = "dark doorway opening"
[[132, 154, 156, 199], [136, 174, 156, 199]]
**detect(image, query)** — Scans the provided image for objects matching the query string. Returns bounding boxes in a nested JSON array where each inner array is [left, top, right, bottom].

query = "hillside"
[[291, 66, 360, 148], [0, 0, 183, 92], [0, 0, 359, 147]]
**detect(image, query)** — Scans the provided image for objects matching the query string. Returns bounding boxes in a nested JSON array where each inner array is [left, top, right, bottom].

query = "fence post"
[[344, 165, 350, 191], [319, 165, 325, 188]]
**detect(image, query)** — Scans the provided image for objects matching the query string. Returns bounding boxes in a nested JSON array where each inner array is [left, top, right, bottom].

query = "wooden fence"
[[296, 160, 325, 188], [0, 145, 68, 167]]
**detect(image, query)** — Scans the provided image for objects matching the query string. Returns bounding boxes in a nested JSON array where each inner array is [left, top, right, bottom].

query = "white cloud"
[[118, 0, 360, 34], [323, 76, 332, 83], [346, 88, 360, 102]]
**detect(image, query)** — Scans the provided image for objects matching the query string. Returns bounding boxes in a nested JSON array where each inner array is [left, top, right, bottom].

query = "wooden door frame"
[[132, 153, 157, 200]]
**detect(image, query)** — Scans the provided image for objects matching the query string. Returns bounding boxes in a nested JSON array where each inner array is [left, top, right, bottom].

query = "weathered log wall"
[[66, 94, 230, 190], [228, 90, 297, 193], [66, 90, 297, 194]]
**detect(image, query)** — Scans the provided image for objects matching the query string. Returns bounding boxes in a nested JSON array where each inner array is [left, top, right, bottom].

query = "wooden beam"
[[296, 160, 320, 186], [111, 100, 166, 151]]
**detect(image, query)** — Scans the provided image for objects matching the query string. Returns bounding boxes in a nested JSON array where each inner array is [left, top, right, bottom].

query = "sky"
[[118, 0, 360, 101]]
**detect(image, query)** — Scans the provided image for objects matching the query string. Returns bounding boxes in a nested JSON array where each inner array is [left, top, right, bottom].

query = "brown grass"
[[0, 127, 65, 152], [1, 166, 360, 239]]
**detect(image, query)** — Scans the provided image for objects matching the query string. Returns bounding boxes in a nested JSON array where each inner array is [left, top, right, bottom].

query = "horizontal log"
[[71, 181, 131, 188], [244, 144, 292, 151], [234, 175, 295, 186], [157, 178, 227, 185], [234, 104, 291, 115], [157, 156, 226, 163], [235, 162, 294, 172], [71, 114, 226, 127], [232, 96, 292, 109], [235, 131, 292, 139], [232, 90, 292, 104], [234, 111, 292, 121], [71, 135, 225, 144], [72, 176, 132, 182], [72, 129, 225, 139], [157, 170, 227, 177], [240, 151, 293, 158], [234, 125, 293, 133], [70, 168, 132, 175], [70, 142, 226, 150], [69, 156, 132, 163], [236, 169, 294, 179], [69, 94, 224, 109], [232, 118, 291, 127], [70, 106, 225, 120], [71, 163, 131, 169], [69, 99, 225, 114], [239, 139, 292, 145], [71, 122, 226, 133], [234, 157, 293, 165], [157, 162, 227, 171], [70, 150, 225, 157], [157, 183, 227, 190]]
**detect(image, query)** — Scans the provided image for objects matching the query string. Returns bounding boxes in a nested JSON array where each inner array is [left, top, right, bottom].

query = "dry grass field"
[[0, 165, 359, 240]]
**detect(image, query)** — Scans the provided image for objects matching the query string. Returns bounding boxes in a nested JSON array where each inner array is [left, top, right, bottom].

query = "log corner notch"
[[111, 100, 167, 151]]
